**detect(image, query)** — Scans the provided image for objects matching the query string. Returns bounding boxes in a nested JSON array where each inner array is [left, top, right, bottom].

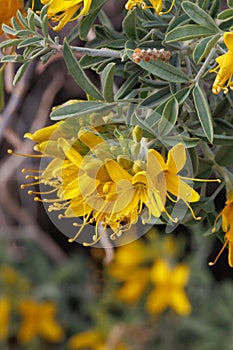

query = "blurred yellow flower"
[[0, 298, 10, 341], [17, 299, 64, 344], [146, 259, 191, 315], [211, 32, 233, 94], [69, 329, 130, 350], [108, 240, 150, 303], [0, 0, 24, 35], [68, 330, 104, 350], [210, 192, 233, 267], [125, 0, 175, 15], [40, 0, 92, 31], [0, 265, 30, 292]]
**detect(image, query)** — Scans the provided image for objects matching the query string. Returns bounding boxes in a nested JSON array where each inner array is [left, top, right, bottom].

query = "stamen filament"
[[8, 149, 44, 158], [209, 239, 228, 266]]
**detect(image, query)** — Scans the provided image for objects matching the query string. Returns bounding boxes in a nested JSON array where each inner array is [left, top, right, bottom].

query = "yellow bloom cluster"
[[17, 117, 205, 246], [211, 32, 233, 94], [210, 192, 233, 267], [108, 237, 191, 316], [125, 0, 175, 15], [0, 0, 24, 35], [39, 0, 92, 31]]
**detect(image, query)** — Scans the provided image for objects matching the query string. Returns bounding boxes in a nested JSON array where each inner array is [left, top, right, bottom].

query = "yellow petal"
[[24, 122, 62, 143], [147, 149, 167, 178], [105, 159, 132, 183], [58, 138, 83, 167], [167, 143, 186, 174], [78, 129, 105, 150], [166, 175, 200, 202], [224, 32, 233, 52]]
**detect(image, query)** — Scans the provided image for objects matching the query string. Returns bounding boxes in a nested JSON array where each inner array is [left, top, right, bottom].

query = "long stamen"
[[163, 207, 178, 223], [21, 182, 40, 189], [183, 200, 202, 220], [180, 176, 221, 183], [209, 239, 228, 266], [34, 197, 65, 203], [8, 149, 44, 158], [28, 188, 58, 195], [22, 168, 43, 173]]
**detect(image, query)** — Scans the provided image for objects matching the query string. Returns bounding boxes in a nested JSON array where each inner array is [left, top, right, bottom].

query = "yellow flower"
[[146, 143, 202, 220], [0, 0, 24, 35], [125, 0, 175, 15], [17, 299, 64, 344], [40, 0, 92, 31], [210, 192, 233, 267], [211, 32, 233, 94], [146, 259, 191, 316], [68, 329, 130, 350], [0, 298, 10, 341], [68, 330, 104, 350]]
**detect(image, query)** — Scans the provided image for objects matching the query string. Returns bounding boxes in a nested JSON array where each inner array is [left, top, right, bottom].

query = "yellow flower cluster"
[[16, 117, 207, 246], [211, 32, 233, 94], [210, 192, 233, 267], [39, 0, 92, 31], [125, 0, 175, 15]]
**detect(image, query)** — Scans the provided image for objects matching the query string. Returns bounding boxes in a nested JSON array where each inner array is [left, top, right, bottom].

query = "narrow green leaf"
[[1, 24, 15, 36], [27, 10, 36, 31], [156, 87, 192, 114], [13, 62, 30, 86], [40, 4, 49, 20], [42, 14, 49, 38], [101, 63, 115, 102], [122, 8, 137, 40], [0, 39, 22, 49], [192, 131, 233, 145], [182, 1, 219, 31], [217, 9, 233, 21], [162, 135, 200, 148], [63, 38, 103, 101], [192, 85, 213, 143], [166, 25, 216, 42], [18, 37, 42, 48], [17, 10, 29, 28], [115, 71, 141, 99], [1, 55, 23, 62], [50, 101, 113, 120], [140, 86, 171, 108], [193, 34, 221, 64], [158, 98, 179, 136], [14, 29, 35, 36], [210, 0, 220, 18], [167, 14, 190, 32], [228, 0, 233, 8], [126, 49, 189, 83], [11, 17, 22, 31]]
